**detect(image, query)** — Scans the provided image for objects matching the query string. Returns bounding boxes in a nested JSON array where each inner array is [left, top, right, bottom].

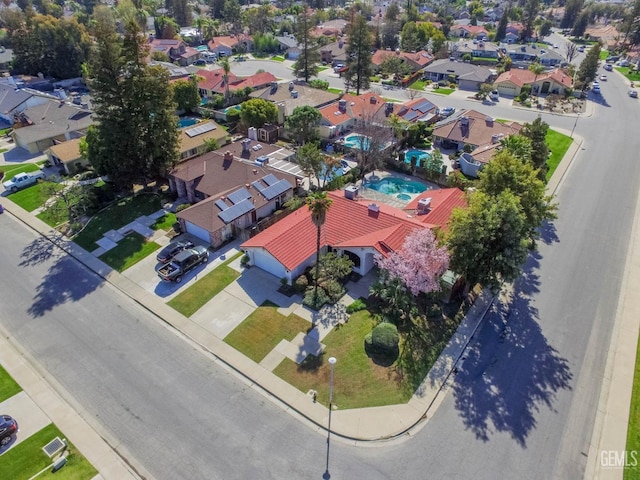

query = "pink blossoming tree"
[[376, 228, 450, 297]]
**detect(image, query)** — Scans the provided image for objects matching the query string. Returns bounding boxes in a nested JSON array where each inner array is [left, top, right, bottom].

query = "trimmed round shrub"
[[294, 274, 309, 293], [364, 322, 399, 357], [176, 203, 191, 212]]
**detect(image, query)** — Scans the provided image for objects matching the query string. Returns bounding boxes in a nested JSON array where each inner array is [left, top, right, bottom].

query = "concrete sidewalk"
[[0, 331, 140, 479]]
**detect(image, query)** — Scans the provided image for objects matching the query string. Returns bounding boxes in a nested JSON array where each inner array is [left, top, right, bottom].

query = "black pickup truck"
[[157, 246, 208, 283]]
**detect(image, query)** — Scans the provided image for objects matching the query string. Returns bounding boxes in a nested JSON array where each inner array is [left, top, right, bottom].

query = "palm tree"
[[220, 56, 231, 106], [528, 62, 546, 96], [306, 192, 333, 315]]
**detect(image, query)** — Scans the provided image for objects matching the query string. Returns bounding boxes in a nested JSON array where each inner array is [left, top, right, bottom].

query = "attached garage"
[[496, 83, 519, 97], [185, 221, 211, 243], [247, 248, 287, 281]]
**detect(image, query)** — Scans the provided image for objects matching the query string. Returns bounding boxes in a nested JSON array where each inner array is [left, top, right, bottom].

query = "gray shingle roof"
[[13, 99, 94, 145]]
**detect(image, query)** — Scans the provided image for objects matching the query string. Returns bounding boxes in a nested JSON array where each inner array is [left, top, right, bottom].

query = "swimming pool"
[[366, 176, 429, 195], [178, 118, 198, 128], [404, 149, 431, 165], [343, 133, 371, 150]]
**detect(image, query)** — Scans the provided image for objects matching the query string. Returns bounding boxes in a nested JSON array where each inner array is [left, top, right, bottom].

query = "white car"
[[600, 75, 607, 81]]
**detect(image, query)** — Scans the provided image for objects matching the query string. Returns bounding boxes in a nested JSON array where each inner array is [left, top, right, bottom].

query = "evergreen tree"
[[571, 10, 589, 38], [86, 14, 179, 189], [495, 10, 508, 42], [343, 13, 373, 95], [292, 11, 320, 82], [223, 0, 242, 34], [576, 42, 601, 86], [521, 116, 550, 180], [560, 0, 583, 30]]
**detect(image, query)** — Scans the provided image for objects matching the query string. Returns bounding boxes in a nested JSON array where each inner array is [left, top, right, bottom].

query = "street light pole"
[[328, 357, 337, 407], [571, 112, 580, 139]]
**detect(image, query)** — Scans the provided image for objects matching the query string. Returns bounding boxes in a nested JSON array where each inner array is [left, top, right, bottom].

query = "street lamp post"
[[328, 357, 337, 407]]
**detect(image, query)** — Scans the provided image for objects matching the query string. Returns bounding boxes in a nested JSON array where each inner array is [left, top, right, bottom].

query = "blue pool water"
[[404, 149, 431, 165], [397, 193, 412, 201], [224, 105, 242, 114], [196, 45, 209, 52], [366, 176, 429, 195], [343, 133, 371, 150], [178, 118, 198, 128]]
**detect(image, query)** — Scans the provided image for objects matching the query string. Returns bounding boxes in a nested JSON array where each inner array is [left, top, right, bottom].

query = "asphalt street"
[[0, 60, 638, 479]]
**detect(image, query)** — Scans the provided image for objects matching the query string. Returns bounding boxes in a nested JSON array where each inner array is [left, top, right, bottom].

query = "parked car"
[[0, 415, 18, 446], [194, 59, 206, 66], [600, 75, 607, 81], [604, 63, 613, 71], [577, 45, 585, 52], [156, 240, 195, 264], [440, 106, 455, 117], [333, 63, 345, 72], [617, 59, 629, 67], [3, 171, 45, 192], [157, 246, 208, 283], [489, 90, 499, 101], [593, 85, 601, 94], [629, 90, 638, 98]]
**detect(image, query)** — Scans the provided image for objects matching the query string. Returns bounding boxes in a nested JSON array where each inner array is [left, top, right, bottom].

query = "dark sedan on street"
[[156, 240, 195, 264]]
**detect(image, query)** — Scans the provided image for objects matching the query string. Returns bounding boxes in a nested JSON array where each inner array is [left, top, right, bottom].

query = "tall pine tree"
[[292, 11, 320, 82], [86, 11, 179, 189], [343, 13, 373, 95]]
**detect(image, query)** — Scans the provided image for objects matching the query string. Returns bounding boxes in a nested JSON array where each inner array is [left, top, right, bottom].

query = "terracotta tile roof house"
[[403, 188, 467, 231], [317, 92, 389, 137], [371, 50, 434, 72], [251, 82, 339, 124], [178, 120, 230, 162], [207, 34, 254, 56], [12, 99, 94, 154], [196, 68, 277, 97], [451, 24, 488, 39], [172, 140, 299, 247], [312, 19, 348, 38], [494, 67, 572, 97], [432, 109, 522, 151], [149, 39, 200, 66], [45, 137, 88, 175], [241, 188, 465, 283], [585, 25, 620, 45]]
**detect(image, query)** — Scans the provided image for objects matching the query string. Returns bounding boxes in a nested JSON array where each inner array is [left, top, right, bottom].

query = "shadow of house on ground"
[[24, 240, 103, 317], [452, 255, 572, 447]]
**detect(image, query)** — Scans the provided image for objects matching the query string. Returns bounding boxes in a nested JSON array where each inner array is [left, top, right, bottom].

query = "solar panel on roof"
[[227, 187, 251, 204], [252, 180, 265, 192], [262, 173, 279, 186], [414, 100, 433, 112], [185, 123, 217, 137], [218, 198, 254, 223], [215, 199, 228, 211], [261, 179, 293, 201], [404, 111, 419, 121]]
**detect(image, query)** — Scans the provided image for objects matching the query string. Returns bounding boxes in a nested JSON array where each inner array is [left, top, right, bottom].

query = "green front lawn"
[[546, 129, 573, 181], [410, 80, 427, 91], [72, 194, 162, 251], [0, 163, 41, 181], [317, 66, 329, 72], [433, 88, 455, 95], [0, 423, 97, 480], [625, 330, 640, 480], [600, 51, 609, 60], [99, 233, 160, 272], [327, 88, 343, 94], [224, 301, 310, 362], [9, 182, 63, 212], [616, 67, 640, 82], [152, 212, 176, 231], [271, 56, 285, 62], [167, 252, 242, 317], [0, 364, 21, 402]]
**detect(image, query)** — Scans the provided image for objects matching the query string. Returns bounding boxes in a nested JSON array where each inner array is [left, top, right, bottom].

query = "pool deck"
[[355, 171, 439, 209]]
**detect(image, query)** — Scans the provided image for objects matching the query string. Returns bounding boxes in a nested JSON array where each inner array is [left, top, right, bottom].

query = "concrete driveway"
[[0, 391, 51, 455]]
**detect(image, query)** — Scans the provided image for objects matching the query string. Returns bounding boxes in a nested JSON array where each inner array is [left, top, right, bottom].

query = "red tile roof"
[[241, 191, 428, 271], [404, 188, 468, 231], [229, 71, 277, 91], [197, 68, 238, 91], [495, 67, 572, 88]]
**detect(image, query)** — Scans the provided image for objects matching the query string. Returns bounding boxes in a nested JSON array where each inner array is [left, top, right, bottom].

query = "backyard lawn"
[[0, 423, 97, 480], [224, 301, 310, 363], [0, 364, 22, 403], [167, 252, 242, 317], [546, 129, 573, 181], [98, 233, 160, 272], [72, 194, 162, 251]]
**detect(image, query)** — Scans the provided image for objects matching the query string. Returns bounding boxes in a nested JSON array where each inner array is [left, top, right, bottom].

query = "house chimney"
[[368, 203, 380, 213], [224, 151, 234, 161], [417, 197, 432, 213], [338, 99, 347, 112], [241, 139, 251, 153], [370, 96, 377, 104], [338, 38, 344, 48]]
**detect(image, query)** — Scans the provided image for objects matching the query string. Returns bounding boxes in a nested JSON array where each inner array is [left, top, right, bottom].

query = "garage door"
[[497, 85, 517, 97], [185, 221, 210, 243], [251, 249, 286, 279]]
